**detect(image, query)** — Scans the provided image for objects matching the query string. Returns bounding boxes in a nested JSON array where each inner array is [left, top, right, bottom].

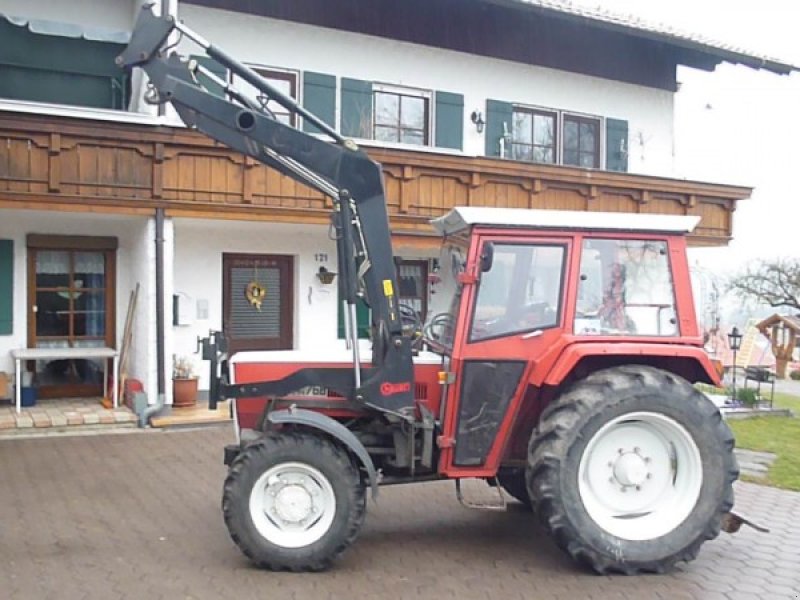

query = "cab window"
[[575, 239, 677, 336], [470, 243, 565, 341]]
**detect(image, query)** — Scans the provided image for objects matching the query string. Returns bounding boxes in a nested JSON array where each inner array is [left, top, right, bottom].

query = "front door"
[[223, 253, 294, 353], [27, 235, 117, 398], [440, 237, 570, 476]]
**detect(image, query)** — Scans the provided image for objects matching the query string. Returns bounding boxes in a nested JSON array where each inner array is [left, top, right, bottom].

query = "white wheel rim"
[[249, 462, 336, 549], [577, 411, 702, 541]]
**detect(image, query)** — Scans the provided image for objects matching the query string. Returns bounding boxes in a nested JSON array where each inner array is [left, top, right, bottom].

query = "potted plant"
[[172, 356, 199, 408]]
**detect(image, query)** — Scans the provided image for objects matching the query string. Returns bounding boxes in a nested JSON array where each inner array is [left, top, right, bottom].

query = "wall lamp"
[[470, 110, 485, 134], [317, 266, 337, 285]]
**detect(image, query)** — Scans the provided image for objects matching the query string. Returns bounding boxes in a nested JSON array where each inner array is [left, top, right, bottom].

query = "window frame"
[[573, 237, 679, 338], [26, 235, 117, 351], [396, 259, 429, 324], [372, 83, 432, 147], [509, 104, 604, 169], [562, 113, 601, 169], [510, 106, 558, 164], [232, 66, 300, 127], [468, 241, 568, 344]]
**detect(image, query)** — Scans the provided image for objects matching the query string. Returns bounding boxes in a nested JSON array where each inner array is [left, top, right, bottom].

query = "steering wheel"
[[424, 312, 455, 344]]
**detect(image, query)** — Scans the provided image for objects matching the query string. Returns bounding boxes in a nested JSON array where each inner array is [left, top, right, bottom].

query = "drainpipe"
[[140, 208, 166, 426]]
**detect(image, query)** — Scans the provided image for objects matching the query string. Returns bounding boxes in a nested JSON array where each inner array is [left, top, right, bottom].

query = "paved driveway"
[[1, 427, 798, 600]]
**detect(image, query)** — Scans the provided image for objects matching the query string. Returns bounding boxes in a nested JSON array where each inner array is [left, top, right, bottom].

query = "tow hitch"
[[721, 511, 770, 534]]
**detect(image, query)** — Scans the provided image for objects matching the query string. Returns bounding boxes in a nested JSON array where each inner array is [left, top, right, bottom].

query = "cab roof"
[[431, 207, 700, 236]]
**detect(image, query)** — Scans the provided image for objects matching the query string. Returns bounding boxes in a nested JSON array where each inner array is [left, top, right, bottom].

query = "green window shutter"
[[485, 99, 513, 157], [341, 78, 372, 138], [0, 240, 13, 336], [606, 118, 629, 172], [302, 72, 336, 134], [0, 19, 128, 109], [337, 295, 371, 339], [434, 91, 464, 150], [190, 55, 227, 98]]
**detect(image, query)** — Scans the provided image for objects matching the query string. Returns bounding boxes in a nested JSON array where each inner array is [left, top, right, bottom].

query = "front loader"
[[119, 5, 748, 574]]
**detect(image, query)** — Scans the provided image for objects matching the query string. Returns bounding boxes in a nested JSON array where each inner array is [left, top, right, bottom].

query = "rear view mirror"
[[480, 242, 494, 272]]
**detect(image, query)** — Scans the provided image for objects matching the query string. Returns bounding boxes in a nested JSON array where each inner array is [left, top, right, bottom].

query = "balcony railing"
[[0, 111, 749, 246]]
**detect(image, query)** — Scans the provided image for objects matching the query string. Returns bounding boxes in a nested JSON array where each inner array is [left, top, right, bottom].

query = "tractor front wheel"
[[222, 431, 366, 571], [527, 366, 737, 574]]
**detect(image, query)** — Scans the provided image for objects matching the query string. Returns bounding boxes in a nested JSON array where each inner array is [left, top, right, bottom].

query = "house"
[[0, 0, 795, 410]]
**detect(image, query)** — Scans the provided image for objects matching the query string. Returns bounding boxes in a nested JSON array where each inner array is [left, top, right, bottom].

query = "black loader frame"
[[118, 6, 415, 417]]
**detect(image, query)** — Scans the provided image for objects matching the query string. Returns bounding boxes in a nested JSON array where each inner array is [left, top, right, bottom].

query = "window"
[[471, 243, 565, 342], [374, 88, 429, 146], [575, 239, 677, 337], [232, 68, 298, 126], [563, 114, 600, 168], [502, 102, 605, 169], [397, 259, 428, 324], [511, 108, 556, 164], [26, 235, 117, 395]]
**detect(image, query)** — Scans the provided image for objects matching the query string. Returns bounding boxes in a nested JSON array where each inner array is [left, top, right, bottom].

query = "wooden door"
[[223, 254, 294, 352]]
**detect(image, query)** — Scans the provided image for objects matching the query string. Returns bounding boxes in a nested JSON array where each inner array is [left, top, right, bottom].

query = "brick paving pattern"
[[0, 427, 798, 600], [0, 397, 136, 434]]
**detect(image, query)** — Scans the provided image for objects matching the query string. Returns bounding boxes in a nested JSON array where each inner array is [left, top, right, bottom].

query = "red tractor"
[[121, 7, 741, 575]]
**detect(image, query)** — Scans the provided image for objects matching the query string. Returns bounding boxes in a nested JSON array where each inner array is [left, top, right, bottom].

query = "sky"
[[570, 0, 800, 273]]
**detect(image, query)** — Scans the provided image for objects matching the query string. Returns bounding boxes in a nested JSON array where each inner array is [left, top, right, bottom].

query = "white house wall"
[[0, 0, 678, 176], [173, 218, 442, 390], [178, 3, 676, 176], [0, 210, 148, 386], [126, 216, 163, 407]]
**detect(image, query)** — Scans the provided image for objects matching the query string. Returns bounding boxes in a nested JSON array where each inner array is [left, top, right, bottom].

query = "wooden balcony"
[[0, 111, 749, 246]]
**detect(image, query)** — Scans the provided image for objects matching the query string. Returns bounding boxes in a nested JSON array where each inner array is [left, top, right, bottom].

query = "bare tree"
[[728, 258, 800, 311]]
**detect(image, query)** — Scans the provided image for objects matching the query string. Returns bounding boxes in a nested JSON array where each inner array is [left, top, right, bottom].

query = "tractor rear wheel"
[[222, 431, 366, 571], [527, 365, 737, 574]]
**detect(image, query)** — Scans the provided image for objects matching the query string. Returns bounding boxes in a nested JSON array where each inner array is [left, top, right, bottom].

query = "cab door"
[[439, 235, 572, 477]]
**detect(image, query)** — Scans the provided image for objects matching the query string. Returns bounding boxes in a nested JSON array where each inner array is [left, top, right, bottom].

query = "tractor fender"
[[267, 407, 379, 500], [538, 341, 721, 388]]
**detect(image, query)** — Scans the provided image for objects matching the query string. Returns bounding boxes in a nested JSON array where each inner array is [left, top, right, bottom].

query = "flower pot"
[[173, 377, 199, 408]]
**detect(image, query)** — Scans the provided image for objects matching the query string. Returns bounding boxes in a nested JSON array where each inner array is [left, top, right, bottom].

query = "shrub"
[[790, 369, 800, 381], [736, 387, 759, 407]]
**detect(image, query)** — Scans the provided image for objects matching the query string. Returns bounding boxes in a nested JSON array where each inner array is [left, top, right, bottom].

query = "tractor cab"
[[420, 207, 711, 477]]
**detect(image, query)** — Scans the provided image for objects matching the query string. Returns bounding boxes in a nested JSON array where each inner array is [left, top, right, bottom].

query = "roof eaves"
[[493, 0, 799, 74]]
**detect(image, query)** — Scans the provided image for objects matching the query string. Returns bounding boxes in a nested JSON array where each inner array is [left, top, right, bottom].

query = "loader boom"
[[118, 6, 415, 414]]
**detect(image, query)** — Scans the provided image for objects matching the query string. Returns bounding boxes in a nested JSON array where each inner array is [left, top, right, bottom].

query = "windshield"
[[422, 238, 468, 353]]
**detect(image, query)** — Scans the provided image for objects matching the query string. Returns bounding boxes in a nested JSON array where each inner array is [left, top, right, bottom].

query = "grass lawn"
[[727, 392, 800, 492]]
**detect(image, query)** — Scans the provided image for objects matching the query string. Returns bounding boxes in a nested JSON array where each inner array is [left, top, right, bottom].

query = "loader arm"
[[118, 6, 414, 415]]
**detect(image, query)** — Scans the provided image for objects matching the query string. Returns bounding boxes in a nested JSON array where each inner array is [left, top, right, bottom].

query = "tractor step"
[[455, 478, 507, 511]]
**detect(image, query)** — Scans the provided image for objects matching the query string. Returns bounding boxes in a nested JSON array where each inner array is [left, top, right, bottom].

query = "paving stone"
[[81, 413, 100, 425], [0, 429, 798, 600], [13, 415, 33, 428], [49, 414, 68, 427], [32, 414, 51, 428]]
